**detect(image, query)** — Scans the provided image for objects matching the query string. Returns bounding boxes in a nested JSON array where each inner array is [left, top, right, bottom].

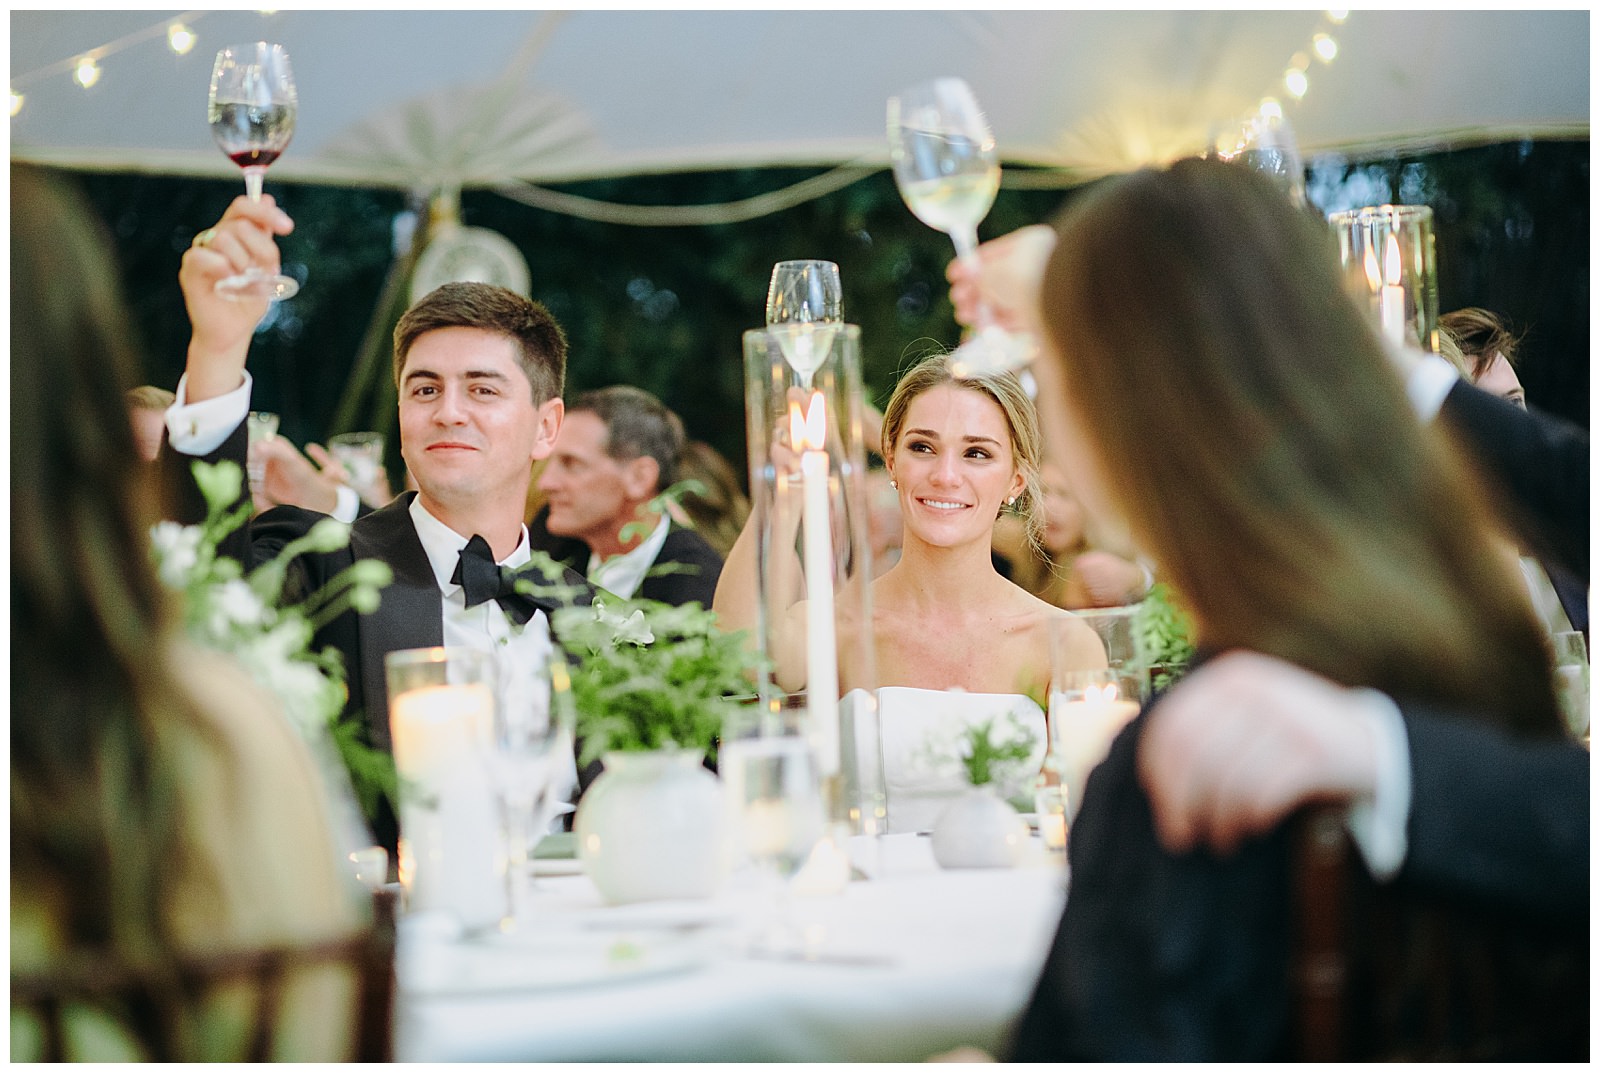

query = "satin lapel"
[[349, 492, 444, 750]]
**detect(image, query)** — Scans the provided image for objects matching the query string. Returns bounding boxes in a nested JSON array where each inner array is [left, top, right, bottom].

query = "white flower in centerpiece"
[[206, 578, 269, 636], [150, 521, 203, 589], [594, 600, 654, 646], [254, 617, 315, 666]]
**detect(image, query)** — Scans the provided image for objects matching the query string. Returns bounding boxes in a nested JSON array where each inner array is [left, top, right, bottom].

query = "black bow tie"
[[451, 534, 543, 626]]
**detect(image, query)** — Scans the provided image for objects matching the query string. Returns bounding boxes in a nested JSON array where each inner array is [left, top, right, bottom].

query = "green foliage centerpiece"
[[512, 552, 766, 904], [149, 460, 397, 832]]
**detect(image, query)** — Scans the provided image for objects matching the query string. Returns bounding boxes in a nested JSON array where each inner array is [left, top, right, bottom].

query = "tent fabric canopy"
[[11, 9, 1590, 193]]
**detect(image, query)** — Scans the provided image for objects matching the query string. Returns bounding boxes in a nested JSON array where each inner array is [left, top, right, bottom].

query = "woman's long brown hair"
[[1039, 158, 1559, 737]]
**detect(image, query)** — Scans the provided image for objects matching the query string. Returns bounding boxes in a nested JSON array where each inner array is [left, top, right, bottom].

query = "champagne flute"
[[766, 260, 843, 389], [887, 77, 1033, 377], [207, 42, 299, 301]]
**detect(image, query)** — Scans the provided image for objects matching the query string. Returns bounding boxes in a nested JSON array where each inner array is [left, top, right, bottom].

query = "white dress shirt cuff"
[[1343, 688, 1411, 882], [1405, 352, 1460, 421], [332, 483, 362, 523], [166, 371, 253, 455]]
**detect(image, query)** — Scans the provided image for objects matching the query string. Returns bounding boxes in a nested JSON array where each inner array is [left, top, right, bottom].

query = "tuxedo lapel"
[[349, 492, 444, 750]]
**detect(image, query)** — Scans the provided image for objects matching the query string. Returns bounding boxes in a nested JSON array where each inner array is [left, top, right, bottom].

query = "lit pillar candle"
[[790, 392, 841, 776], [389, 682, 494, 785], [1048, 682, 1141, 821], [1365, 233, 1407, 346], [388, 681, 497, 921]]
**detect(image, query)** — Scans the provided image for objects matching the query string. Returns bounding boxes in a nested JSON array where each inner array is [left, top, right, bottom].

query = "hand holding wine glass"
[[766, 260, 844, 389], [887, 77, 1034, 377], [207, 42, 300, 301]]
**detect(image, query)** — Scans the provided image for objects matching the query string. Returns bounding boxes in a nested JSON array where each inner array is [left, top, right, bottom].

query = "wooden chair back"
[[10, 917, 395, 1062], [1289, 807, 1588, 1061]]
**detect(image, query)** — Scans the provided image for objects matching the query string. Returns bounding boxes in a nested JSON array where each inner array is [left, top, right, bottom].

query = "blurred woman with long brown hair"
[[952, 157, 1577, 1059], [10, 164, 368, 1060]]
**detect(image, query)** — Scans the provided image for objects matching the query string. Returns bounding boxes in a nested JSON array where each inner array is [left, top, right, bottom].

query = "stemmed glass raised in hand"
[[887, 77, 1033, 377], [766, 260, 844, 389], [207, 42, 300, 301]]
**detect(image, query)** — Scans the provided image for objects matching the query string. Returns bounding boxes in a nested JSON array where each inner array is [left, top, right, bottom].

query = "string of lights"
[[11, 11, 1353, 225], [1222, 10, 1349, 157], [10, 11, 223, 117]]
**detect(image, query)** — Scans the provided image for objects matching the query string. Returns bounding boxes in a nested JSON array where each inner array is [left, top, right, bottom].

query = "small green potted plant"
[[930, 715, 1036, 870], [519, 553, 767, 904]]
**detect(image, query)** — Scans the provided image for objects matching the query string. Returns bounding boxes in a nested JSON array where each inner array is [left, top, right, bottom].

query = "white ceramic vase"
[[574, 749, 730, 904], [930, 785, 1029, 869]]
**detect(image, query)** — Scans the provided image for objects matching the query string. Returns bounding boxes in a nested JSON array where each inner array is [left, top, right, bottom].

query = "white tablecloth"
[[395, 834, 1068, 1062]]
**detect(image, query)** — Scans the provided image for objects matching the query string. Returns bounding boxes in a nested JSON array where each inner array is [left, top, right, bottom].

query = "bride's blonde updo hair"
[[879, 352, 1043, 548]]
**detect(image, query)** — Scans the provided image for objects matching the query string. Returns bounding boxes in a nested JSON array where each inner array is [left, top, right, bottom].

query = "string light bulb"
[[1258, 98, 1284, 121], [168, 23, 197, 55], [1284, 67, 1309, 99], [10, 89, 24, 117], [1326, 10, 1349, 23], [72, 56, 101, 89], [1313, 33, 1339, 63]]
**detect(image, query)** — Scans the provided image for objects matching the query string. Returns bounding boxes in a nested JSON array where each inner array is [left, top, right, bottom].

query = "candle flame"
[[1383, 233, 1402, 286], [1089, 683, 1121, 704], [1362, 244, 1382, 292], [788, 391, 828, 451]]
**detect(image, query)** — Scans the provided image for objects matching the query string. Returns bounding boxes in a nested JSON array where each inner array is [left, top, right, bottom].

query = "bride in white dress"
[[715, 352, 1106, 832]]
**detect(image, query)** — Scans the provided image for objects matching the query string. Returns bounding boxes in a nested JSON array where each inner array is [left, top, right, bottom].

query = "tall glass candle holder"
[[741, 324, 885, 841], [385, 646, 501, 930], [1328, 205, 1438, 353]]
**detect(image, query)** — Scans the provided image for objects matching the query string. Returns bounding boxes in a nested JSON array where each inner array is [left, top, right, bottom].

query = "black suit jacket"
[[636, 526, 723, 607], [1440, 379, 1589, 584], [529, 504, 724, 607], [166, 420, 595, 846], [1007, 697, 1589, 1061]]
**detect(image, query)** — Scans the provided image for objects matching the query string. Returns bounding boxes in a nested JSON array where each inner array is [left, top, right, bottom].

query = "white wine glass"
[[721, 706, 826, 956], [483, 648, 576, 932], [887, 76, 1033, 378], [766, 260, 843, 389], [207, 42, 299, 301]]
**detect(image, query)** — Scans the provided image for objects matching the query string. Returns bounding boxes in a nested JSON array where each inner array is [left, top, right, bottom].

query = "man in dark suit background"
[[533, 384, 724, 607], [161, 195, 593, 852]]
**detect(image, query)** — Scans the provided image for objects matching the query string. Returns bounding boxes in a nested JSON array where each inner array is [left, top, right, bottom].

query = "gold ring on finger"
[[192, 227, 219, 249]]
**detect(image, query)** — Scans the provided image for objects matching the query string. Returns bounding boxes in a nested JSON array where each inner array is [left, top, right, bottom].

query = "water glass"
[[721, 706, 827, 951]]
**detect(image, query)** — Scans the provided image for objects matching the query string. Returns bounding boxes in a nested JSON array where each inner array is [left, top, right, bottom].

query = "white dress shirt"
[[587, 513, 671, 599]]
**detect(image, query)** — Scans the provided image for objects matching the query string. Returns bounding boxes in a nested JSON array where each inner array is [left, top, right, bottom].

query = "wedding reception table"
[[394, 833, 1068, 1062]]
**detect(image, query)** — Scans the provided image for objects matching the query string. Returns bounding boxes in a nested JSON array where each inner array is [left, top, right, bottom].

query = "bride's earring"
[[889, 479, 898, 489]]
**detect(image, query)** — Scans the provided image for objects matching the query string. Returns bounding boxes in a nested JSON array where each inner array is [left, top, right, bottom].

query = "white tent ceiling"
[[10, 9, 1591, 193]]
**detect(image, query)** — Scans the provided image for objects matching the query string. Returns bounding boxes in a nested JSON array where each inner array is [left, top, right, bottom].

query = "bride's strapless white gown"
[[845, 686, 1047, 834]]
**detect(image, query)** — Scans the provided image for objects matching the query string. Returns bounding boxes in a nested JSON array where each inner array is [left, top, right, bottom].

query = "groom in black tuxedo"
[[162, 195, 594, 851]]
